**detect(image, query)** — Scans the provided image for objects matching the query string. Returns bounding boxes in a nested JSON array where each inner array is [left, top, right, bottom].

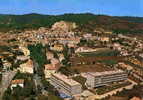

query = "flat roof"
[[52, 73, 81, 86], [87, 70, 125, 77]]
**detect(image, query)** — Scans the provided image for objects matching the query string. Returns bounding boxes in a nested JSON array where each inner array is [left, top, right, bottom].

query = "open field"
[[77, 49, 119, 57], [70, 56, 126, 66], [71, 63, 112, 73]]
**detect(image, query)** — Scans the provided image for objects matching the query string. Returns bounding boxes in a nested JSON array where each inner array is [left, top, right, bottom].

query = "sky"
[[0, 0, 142, 16]]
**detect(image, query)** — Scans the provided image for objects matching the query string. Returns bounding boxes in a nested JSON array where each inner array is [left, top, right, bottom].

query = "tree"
[[41, 79, 55, 93], [79, 39, 87, 46], [37, 95, 48, 100], [22, 79, 36, 97], [3, 88, 12, 100], [12, 86, 23, 100], [28, 43, 47, 67], [0, 58, 3, 68]]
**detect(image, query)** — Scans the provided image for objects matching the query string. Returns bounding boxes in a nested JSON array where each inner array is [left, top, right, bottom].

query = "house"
[[113, 43, 122, 51], [51, 58, 60, 67], [46, 51, 54, 60], [50, 44, 64, 52], [11, 79, 24, 90], [44, 64, 59, 79], [58, 53, 65, 62], [118, 62, 133, 71], [3, 60, 12, 70], [104, 31, 113, 34], [58, 37, 80, 46], [44, 58, 60, 79], [83, 34, 92, 40], [75, 47, 96, 53], [16, 56, 29, 61], [139, 53, 143, 59], [19, 59, 34, 74], [19, 46, 30, 57], [99, 36, 110, 42]]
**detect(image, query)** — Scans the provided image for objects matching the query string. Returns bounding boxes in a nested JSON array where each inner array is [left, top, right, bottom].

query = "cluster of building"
[[0, 20, 143, 100], [44, 51, 61, 79], [49, 69, 128, 97]]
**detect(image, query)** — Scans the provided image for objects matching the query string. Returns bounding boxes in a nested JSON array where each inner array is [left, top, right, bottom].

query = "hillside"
[[0, 13, 143, 34]]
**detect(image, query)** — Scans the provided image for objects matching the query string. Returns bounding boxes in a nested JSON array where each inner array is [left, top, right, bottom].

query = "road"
[[0, 70, 17, 100], [33, 60, 45, 94]]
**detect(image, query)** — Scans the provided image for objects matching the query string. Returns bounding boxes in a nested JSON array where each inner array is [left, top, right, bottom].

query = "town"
[[0, 21, 143, 100]]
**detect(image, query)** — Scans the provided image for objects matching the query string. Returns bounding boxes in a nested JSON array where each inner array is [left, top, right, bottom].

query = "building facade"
[[86, 70, 128, 88], [19, 59, 34, 74], [44, 64, 60, 79], [50, 73, 82, 96]]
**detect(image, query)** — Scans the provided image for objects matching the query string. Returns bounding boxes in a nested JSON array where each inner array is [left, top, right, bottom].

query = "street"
[[0, 70, 17, 100], [33, 60, 45, 94]]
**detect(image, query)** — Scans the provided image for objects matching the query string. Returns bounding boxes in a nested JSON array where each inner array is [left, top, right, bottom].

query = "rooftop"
[[45, 64, 59, 70], [87, 70, 124, 77], [52, 73, 81, 86], [11, 79, 24, 84], [51, 58, 60, 65], [26, 59, 34, 68]]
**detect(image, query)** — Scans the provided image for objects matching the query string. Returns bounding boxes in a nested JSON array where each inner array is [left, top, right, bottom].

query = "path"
[[0, 70, 17, 100]]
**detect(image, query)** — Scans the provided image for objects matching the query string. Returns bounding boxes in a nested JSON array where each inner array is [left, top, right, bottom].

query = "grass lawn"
[[48, 93, 63, 100]]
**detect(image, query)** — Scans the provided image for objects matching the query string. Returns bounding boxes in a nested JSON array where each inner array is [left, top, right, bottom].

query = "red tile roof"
[[45, 64, 59, 70], [11, 79, 24, 84]]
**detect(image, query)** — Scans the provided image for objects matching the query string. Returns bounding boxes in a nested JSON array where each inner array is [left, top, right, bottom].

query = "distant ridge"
[[0, 13, 143, 33]]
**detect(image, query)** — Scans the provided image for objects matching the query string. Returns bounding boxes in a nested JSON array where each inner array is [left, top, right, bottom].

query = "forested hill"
[[116, 16, 143, 23], [0, 13, 143, 34]]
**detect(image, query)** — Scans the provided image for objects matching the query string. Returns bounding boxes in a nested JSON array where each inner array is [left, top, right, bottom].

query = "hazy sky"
[[0, 0, 142, 16]]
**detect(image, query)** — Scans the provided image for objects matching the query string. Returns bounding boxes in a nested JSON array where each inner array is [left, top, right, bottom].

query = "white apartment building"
[[86, 70, 128, 88], [50, 73, 82, 96]]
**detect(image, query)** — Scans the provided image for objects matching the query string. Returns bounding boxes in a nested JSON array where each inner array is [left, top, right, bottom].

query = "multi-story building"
[[50, 73, 82, 96], [86, 70, 128, 88], [44, 64, 60, 79], [19, 59, 34, 74], [132, 64, 143, 77], [19, 46, 30, 57], [46, 51, 54, 60], [50, 44, 64, 52]]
